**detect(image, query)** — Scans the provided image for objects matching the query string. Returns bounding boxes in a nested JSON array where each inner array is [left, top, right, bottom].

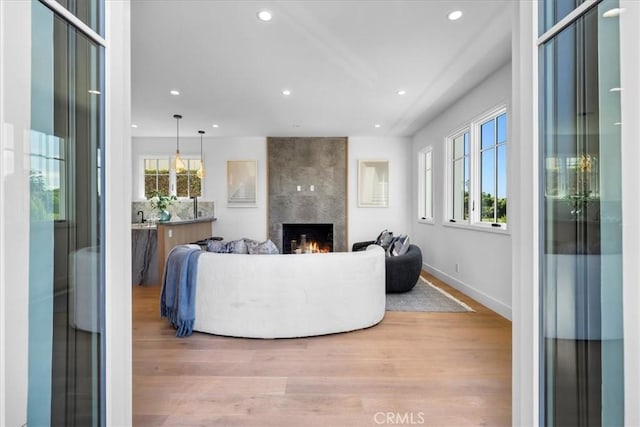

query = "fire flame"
[[305, 241, 329, 253]]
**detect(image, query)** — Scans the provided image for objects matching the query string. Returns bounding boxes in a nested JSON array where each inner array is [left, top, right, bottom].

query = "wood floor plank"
[[133, 272, 511, 426]]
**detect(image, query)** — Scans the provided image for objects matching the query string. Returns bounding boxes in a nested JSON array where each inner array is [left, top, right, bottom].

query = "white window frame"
[[472, 106, 508, 229], [445, 126, 471, 225], [418, 146, 434, 223], [445, 105, 508, 232], [138, 154, 203, 200], [142, 157, 171, 198], [174, 157, 203, 199]]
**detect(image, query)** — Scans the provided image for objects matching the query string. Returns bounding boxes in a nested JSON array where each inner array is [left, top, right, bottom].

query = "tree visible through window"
[[144, 157, 202, 198], [446, 106, 507, 228], [176, 159, 202, 198], [480, 112, 507, 223], [144, 159, 170, 197]]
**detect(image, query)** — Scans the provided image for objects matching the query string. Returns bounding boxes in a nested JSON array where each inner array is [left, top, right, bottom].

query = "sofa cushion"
[[246, 238, 279, 255]]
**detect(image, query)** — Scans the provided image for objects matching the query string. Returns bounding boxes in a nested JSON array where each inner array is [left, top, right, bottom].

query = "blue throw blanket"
[[160, 245, 202, 337]]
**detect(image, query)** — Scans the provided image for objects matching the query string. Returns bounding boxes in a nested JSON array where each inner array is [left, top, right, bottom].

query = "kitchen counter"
[[132, 227, 158, 285], [156, 217, 217, 282], [156, 217, 217, 226]]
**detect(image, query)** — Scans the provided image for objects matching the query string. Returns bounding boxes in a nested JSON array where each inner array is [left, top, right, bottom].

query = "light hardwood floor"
[[133, 273, 511, 426]]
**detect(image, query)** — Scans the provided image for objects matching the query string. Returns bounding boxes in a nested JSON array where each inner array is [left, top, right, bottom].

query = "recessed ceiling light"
[[609, 87, 622, 92], [88, 89, 101, 95], [257, 10, 272, 22], [397, 89, 407, 96], [282, 89, 291, 96], [212, 124, 220, 128], [170, 90, 180, 95], [614, 122, 622, 126], [603, 8, 624, 18], [131, 124, 138, 128], [448, 10, 463, 21], [374, 124, 382, 128]]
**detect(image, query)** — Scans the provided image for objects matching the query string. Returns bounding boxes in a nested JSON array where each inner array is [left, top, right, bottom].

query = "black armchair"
[[352, 241, 423, 293]]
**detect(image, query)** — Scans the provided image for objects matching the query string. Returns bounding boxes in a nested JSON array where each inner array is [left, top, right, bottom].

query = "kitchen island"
[[132, 224, 159, 285], [156, 217, 217, 283]]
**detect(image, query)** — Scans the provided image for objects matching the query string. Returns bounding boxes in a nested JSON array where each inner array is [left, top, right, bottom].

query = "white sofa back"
[[194, 245, 386, 338]]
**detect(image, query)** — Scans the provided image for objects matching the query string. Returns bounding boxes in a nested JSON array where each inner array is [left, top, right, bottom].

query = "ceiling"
[[131, 1, 513, 139]]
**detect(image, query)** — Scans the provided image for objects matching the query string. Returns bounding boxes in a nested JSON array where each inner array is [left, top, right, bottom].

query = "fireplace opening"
[[282, 223, 333, 254]]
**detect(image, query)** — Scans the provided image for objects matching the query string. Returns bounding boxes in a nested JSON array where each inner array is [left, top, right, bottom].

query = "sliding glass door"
[[539, 0, 624, 425], [29, 0, 105, 425]]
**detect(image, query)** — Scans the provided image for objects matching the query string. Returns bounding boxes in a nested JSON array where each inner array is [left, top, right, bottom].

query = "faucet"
[[137, 210, 146, 223], [191, 196, 198, 219]]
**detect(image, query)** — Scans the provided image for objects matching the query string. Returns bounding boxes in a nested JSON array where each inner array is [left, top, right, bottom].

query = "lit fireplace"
[[282, 223, 333, 254]]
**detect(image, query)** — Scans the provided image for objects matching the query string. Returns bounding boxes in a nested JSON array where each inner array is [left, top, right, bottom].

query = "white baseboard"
[[423, 263, 512, 321]]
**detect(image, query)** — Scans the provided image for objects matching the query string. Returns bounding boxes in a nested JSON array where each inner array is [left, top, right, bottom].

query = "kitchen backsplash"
[[132, 200, 214, 223]]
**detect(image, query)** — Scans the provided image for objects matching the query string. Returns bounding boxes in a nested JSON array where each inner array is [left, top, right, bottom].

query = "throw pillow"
[[227, 239, 249, 254], [393, 235, 411, 256], [376, 230, 395, 250], [385, 236, 399, 257], [206, 240, 231, 253], [246, 238, 279, 255], [374, 229, 388, 244]]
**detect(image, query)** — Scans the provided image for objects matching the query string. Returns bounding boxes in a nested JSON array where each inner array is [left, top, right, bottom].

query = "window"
[[30, 133, 66, 220], [144, 158, 170, 197], [446, 107, 507, 229], [176, 159, 202, 198], [479, 112, 507, 223], [418, 147, 434, 222], [143, 157, 202, 199], [451, 131, 470, 222]]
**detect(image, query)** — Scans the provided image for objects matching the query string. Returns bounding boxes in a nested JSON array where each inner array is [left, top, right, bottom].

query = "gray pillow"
[[388, 235, 410, 257], [227, 239, 249, 254], [246, 239, 279, 254], [395, 235, 411, 256], [376, 230, 394, 250], [206, 240, 230, 253]]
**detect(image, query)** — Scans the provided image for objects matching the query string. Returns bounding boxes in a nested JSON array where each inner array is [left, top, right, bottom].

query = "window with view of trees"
[[446, 106, 507, 229], [176, 159, 202, 198], [480, 112, 507, 223], [144, 157, 202, 198], [144, 159, 170, 197]]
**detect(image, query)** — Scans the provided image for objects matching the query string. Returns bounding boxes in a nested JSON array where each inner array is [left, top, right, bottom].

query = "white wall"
[[348, 137, 412, 248], [411, 62, 513, 319], [133, 135, 412, 248], [132, 136, 268, 242]]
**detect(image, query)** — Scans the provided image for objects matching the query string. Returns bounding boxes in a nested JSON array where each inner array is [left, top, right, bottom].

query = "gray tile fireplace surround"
[[268, 137, 347, 252]]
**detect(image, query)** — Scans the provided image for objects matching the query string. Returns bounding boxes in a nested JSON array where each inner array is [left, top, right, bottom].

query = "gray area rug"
[[386, 278, 474, 312]]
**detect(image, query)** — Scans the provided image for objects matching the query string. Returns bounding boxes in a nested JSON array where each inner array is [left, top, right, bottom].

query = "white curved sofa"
[[193, 245, 386, 338]]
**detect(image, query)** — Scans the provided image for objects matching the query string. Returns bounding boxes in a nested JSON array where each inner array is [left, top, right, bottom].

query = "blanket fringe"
[[161, 306, 194, 337]]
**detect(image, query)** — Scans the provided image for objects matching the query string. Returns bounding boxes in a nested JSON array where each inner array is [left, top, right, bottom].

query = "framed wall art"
[[358, 160, 389, 207], [227, 160, 257, 207]]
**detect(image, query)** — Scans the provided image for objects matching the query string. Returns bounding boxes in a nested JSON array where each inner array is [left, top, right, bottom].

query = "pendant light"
[[196, 130, 206, 179], [173, 114, 185, 173]]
